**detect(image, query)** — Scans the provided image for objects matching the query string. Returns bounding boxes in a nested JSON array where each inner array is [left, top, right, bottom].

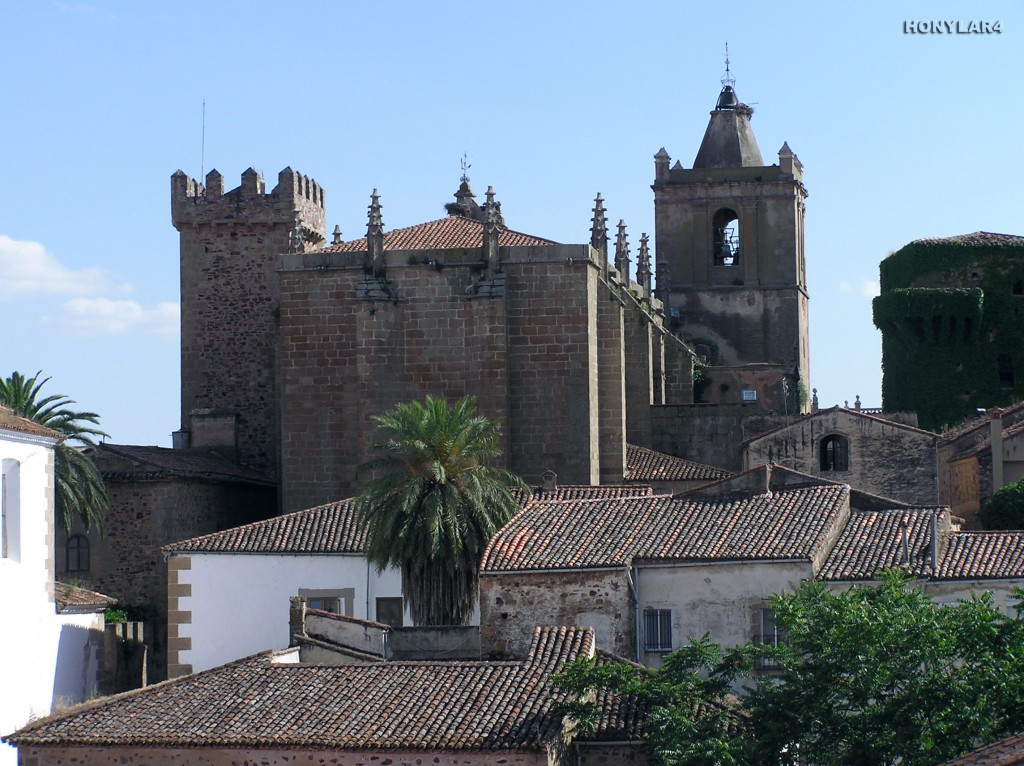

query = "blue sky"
[[2, 1, 1021, 446]]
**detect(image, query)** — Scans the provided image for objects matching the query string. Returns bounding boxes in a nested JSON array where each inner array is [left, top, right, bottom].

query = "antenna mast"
[[722, 42, 735, 88], [201, 99, 206, 185]]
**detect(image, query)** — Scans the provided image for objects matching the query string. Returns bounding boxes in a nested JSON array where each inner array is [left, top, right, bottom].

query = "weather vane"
[[721, 42, 735, 88], [460, 153, 471, 184]]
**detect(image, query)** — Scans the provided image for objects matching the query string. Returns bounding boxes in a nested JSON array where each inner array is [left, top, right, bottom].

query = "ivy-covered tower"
[[652, 72, 809, 413], [873, 231, 1024, 431]]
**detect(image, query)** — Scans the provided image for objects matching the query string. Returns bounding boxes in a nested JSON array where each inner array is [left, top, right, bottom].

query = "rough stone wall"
[[596, 281, 626, 483], [743, 410, 938, 505], [277, 248, 511, 511], [623, 298, 654, 447], [277, 244, 601, 512], [173, 168, 326, 479], [479, 569, 634, 660], [57, 477, 275, 681], [653, 160, 810, 403], [15, 746, 551, 766], [654, 168, 808, 365], [577, 744, 648, 766], [944, 456, 980, 526], [650, 404, 772, 472], [662, 331, 695, 405], [506, 250, 600, 487]]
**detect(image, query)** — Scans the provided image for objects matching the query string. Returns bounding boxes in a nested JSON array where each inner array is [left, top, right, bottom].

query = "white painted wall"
[[634, 560, 814, 665], [52, 611, 104, 706], [176, 553, 407, 673], [0, 427, 60, 766]]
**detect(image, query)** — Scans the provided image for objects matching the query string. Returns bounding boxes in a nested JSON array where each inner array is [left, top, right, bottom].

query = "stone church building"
[[59, 76, 825, 678], [170, 76, 811, 514]]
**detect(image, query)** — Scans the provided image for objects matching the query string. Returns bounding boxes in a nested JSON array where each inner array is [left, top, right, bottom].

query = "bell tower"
[[652, 63, 809, 412]]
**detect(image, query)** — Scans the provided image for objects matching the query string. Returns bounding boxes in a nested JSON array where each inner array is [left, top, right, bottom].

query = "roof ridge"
[[162, 497, 354, 553]]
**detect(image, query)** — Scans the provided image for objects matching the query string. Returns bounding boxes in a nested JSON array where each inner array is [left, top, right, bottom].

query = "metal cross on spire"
[[721, 42, 735, 88], [460, 153, 471, 184]]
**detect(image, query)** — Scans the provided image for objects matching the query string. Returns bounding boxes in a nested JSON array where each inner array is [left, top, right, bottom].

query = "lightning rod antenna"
[[722, 43, 735, 88], [201, 99, 206, 185]]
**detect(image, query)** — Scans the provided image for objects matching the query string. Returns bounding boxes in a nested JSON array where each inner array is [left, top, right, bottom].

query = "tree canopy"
[[0, 371, 108, 531], [355, 396, 525, 626], [556, 572, 1024, 766], [979, 477, 1024, 530]]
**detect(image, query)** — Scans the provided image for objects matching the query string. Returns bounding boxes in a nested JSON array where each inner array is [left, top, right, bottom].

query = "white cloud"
[[42, 299, 179, 338], [838, 280, 880, 298], [0, 235, 131, 299]]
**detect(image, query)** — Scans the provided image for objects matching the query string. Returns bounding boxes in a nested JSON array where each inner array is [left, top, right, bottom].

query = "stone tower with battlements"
[[171, 167, 326, 478], [653, 78, 810, 413]]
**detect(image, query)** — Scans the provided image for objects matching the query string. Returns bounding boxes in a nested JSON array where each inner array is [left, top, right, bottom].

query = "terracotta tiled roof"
[[625, 444, 732, 482], [589, 651, 647, 742], [55, 582, 117, 613], [97, 444, 273, 485], [935, 532, 1024, 580], [164, 499, 363, 554], [7, 626, 594, 751], [323, 216, 557, 253], [0, 407, 61, 441], [818, 509, 941, 581], [168, 486, 651, 555], [910, 231, 1024, 247], [939, 402, 1024, 447], [529, 484, 654, 501], [482, 485, 849, 572], [940, 732, 1024, 766]]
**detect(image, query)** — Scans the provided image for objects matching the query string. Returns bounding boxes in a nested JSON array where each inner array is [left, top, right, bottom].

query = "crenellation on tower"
[[172, 166, 327, 486], [205, 169, 224, 196]]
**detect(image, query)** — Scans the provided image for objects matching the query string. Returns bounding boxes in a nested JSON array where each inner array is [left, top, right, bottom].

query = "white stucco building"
[[163, 498, 408, 677], [0, 408, 62, 766]]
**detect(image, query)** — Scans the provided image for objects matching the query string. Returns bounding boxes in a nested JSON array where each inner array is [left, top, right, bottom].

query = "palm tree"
[[355, 396, 525, 626], [0, 371, 108, 532]]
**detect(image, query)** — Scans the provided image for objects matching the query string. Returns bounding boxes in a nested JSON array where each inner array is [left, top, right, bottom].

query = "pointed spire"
[[637, 233, 652, 296], [367, 189, 385, 277], [332, 225, 342, 245], [614, 220, 630, 277], [590, 193, 608, 268], [483, 186, 502, 272]]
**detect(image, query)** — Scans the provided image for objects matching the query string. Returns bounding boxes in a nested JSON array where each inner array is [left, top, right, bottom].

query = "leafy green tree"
[[0, 371, 108, 531], [355, 396, 525, 626], [554, 636, 753, 766], [556, 572, 1024, 766], [747, 572, 1024, 766], [979, 477, 1024, 529]]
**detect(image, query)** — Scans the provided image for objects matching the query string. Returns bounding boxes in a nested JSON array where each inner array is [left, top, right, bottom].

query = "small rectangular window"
[[756, 608, 787, 670], [643, 608, 672, 652], [298, 587, 354, 617], [306, 597, 340, 613], [376, 597, 404, 627], [66, 535, 90, 572]]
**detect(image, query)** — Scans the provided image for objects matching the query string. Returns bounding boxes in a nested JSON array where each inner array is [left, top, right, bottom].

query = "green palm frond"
[[1, 371, 108, 532], [355, 396, 525, 626]]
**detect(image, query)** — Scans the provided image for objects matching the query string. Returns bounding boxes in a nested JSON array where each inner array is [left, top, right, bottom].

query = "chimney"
[[541, 470, 558, 491], [289, 596, 307, 646], [989, 408, 1005, 492]]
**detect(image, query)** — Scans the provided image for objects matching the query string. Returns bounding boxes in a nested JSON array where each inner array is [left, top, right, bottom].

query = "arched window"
[[66, 534, 90, 573], [820, 435, 849, 472], [712, 208, 740, 266]]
